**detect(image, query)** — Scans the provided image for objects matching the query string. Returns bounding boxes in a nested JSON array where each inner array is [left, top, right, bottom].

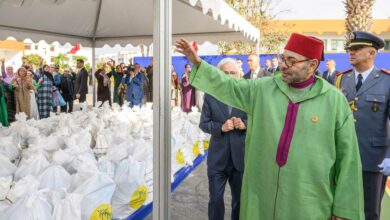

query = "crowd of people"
[[0, 58, 90, 126]]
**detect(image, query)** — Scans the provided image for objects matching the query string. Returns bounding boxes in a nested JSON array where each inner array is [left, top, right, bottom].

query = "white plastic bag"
[[0, 200, 11, 214], [30, 90, 40, 120], [14, 153, 50, 181], [37, 165, 72, 190], [7, 175, 40, 202], [0, 154, 17, 177], [0, 191, 53, 220], [112, 156, 148, 218], [73, 173, 116, 220], [0, 176, 12, 200], [52, 193, 83, 220], [0, 135, 19, 161]]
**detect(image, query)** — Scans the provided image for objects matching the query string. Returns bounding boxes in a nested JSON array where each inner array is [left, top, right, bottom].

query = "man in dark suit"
[[322, 59, 339, 84], [74, 59, 89, 103], [243, 54, 271, 79], [264, 59, 272, 72], [270, 56, 281, 74], [199, 58, 247, 220]]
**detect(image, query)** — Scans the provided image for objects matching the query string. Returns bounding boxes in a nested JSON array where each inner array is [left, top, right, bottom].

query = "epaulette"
[[380, 68, 390, 75], [336, 68, 353, 77]]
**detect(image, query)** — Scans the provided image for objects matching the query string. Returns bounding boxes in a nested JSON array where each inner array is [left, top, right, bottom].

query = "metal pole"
[[92, 41, 96, 106], [153, 0, 172, 219]]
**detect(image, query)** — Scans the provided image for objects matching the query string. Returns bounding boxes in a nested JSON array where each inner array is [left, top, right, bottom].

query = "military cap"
[[345, 31, 385, 50]]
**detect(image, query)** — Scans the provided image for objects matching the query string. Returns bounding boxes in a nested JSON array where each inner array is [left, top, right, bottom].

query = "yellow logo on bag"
[[89, 204, 112, 220], [203, 140, 209, 151], [130, 185, 149, 209], [193, 141, 200, 157], [176, 149, 185, 164]]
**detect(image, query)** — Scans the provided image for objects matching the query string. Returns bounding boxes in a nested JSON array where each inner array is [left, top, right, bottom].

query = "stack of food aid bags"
[[0, 102, 209, 220]]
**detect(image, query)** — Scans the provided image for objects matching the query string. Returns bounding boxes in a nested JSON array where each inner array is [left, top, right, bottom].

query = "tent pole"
[[92, 40, 96, 106], [153, 0, 172, 219]]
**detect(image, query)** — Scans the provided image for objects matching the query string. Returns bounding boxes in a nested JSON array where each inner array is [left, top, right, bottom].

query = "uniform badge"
[[372, 102, 379, 112], [348, 100, 358, 112], [345, 32, 355, 48]]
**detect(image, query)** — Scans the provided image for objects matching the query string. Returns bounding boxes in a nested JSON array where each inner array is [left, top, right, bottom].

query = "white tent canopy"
[[0, 0, 259, 47]]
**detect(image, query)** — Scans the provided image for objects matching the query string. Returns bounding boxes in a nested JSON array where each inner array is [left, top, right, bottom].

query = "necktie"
[[328, 71, 332, 81], [356, 74, 363, 91]]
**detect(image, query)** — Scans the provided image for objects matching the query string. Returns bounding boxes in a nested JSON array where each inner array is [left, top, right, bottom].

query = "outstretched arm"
[[175, 39, 255, 114]]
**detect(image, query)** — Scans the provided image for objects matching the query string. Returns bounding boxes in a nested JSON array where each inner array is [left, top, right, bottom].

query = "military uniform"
[[335, 31, 390, 220]]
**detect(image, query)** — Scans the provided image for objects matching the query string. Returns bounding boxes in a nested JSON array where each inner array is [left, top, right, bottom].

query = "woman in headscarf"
[[112, 64, 124, 105], [95, 62, 113, 106], [171, 66, 182, 108], [37, 64, 54, 119], [10, 67, 33, 118]]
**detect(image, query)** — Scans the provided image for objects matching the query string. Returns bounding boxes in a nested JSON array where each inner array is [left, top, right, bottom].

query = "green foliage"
[[71, 55, 90, 71], [220, 0, 291, 54], [53, 53, 70, 71], [23, 54, 44, 67]]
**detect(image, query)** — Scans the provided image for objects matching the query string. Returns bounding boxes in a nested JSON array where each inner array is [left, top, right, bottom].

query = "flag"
[[67, 43, 81, 54], [192, 41, 198, 52]]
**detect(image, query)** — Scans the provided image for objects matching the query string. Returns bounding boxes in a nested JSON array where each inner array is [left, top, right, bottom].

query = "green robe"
[[0, 83, 8, 127], [190, 61, 364, 220]]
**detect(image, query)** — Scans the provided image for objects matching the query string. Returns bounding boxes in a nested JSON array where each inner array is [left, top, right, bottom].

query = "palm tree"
[[345, 0, 375, 33]]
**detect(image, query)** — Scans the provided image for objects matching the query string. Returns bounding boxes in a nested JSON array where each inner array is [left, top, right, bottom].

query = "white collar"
[[251, 67, 260, 74], [354, 66, 374, 83]]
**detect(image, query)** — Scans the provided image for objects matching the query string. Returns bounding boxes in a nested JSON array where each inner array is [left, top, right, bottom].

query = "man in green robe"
[[176, 33, 364, 220]]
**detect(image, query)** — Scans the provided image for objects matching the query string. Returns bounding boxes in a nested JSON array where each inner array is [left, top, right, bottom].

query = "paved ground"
[[145, 161, 233, 220]]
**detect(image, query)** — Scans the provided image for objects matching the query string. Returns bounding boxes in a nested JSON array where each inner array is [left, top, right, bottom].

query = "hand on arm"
[[231, 117, 246, 130], [221, 119, 234, 132]]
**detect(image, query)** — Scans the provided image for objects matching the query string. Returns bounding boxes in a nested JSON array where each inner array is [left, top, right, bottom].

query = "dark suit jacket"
[[270, 66, 280, 74], [199, 94, 247, 171], [75, 67, 89, 95], [322, 70, 339, 84], [243, 69, 272, 79]]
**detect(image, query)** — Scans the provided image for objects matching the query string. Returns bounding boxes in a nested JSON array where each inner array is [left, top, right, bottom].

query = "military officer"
[[335, 31, 390, 220]]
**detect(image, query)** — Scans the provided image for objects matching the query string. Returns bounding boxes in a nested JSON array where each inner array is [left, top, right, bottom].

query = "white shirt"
[[354, 66, 374, 84], [251, 67, 260, 79]]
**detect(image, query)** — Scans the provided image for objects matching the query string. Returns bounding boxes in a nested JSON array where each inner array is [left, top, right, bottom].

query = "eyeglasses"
[[223, 70, 238, 75], [277, 54, 311, 68]]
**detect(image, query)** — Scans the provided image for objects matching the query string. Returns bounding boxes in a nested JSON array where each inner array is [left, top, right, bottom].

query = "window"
[[330, 39, 346, 52], [35, 45, 39, 50], [321, 39, 328, 52], [50, 45, 55, 52], [24, 44, 31, 50], [384, 40, 390, 51], [50, 56, 54, 62]]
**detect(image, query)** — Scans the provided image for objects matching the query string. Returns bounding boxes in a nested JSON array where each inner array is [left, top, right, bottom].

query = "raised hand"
[[175, 39, 202, 67]]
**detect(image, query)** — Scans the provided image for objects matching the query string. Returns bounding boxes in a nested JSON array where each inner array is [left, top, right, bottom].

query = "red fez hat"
[[284, 33, 324, 61]]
